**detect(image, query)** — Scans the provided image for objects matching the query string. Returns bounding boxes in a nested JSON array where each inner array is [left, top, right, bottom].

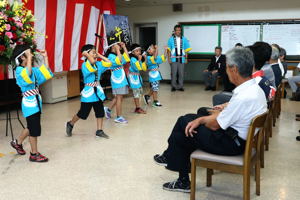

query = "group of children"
[[9, 41, 167, 162]]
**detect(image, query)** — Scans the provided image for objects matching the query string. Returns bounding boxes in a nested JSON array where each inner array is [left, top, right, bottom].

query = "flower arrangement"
[[0, 0, 36, 65]]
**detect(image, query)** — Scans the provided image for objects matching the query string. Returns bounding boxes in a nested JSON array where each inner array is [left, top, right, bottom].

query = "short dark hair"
[[215, 46, 222, 51], [174, 25, 182, 31], [279, 47, 286, 59], [130, 43, 141, 51], [12, 44, 31, 65], [235, 43, 243, 47], [81, 44, 95, 53], [249, 42, 272, 70]]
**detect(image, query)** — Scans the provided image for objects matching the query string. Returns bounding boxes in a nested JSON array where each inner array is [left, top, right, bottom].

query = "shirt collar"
[[233, 79, 256, 94]]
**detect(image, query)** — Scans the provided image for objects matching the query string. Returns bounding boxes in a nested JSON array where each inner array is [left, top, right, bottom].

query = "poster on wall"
[[103, 14, 132, 49]]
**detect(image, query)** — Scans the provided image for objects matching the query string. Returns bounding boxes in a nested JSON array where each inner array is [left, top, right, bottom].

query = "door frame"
[[134, 23, 158, 44]]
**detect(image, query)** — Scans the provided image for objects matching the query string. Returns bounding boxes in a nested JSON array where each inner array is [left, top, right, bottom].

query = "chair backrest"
[[243, 112, 268, 166]]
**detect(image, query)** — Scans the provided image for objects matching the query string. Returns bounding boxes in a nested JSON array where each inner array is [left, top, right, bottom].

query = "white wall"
[[117, 0, 300, 80]]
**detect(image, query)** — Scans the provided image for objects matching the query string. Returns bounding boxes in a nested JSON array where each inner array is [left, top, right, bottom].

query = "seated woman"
[[153, 47, 268, 193]]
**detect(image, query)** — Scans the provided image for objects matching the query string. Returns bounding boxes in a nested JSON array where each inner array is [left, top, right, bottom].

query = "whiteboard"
[[221, 25, 261, 53], [183, 25, 220, 54], [262, 24, 300, 55]]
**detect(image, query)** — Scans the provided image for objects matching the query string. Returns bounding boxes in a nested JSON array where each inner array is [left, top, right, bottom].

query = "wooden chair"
[[216, 76, 222, 90], [190, 112, 268, 200]]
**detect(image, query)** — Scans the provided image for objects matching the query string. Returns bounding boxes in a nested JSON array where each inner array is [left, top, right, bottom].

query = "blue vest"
[[146, 55, 165, 83], [128, 57, 147, 89], [167, 36, 191, 63], [80, 60, 111, 102], [15, 65, 53, 118], [107, 53, 130, 89]]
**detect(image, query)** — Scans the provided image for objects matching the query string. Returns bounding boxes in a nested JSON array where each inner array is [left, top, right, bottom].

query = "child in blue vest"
[[66, 44, 112, 138], [104, 42, 130, 123], [143, 45, 168, 107], [10, 45, 53, 162], [128, 44, 147, 114]]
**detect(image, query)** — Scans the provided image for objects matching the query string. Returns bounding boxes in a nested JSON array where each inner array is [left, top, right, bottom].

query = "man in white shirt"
[[167, 25, 191, 92], [154, 47, 267, 193]]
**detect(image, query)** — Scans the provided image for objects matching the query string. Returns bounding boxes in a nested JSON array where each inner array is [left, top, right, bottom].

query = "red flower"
[[0, 45, 6, 52], [6, 4, 10, 10], [12, 33, 18, 40], [8, 17, 14, 22], [11, 26, 17, 31]]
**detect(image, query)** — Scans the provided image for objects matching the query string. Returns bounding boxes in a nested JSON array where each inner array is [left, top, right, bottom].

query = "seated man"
[[212, 42, 275, 106], [202, 46, 226, 91], [269, 45, 283, 87], [288, 73, 300, 101], [154, 47, 267, 193]]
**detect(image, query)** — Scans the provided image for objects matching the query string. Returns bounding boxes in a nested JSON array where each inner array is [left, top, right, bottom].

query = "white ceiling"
[[116, 0, 251, 8]]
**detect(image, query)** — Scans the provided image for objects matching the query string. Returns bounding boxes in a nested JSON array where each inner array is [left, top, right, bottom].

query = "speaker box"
[[173, 3, 183, 12]]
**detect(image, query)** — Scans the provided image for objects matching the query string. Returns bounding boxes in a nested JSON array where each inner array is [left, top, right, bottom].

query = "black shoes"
[[66, 121, 73, 137], [171, 88, 184, 92], [205, 86, 211, 91], [153, 154, 167, 166], [205, 86, 216, 91], [96, 130, 109, 139], [163, 178, 191, 193]]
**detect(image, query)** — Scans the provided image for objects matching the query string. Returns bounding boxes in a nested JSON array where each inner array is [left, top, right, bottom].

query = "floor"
[[0, 83, 300, 200]]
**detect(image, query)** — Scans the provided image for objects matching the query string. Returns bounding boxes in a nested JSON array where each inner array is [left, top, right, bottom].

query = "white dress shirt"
[[176, 36, 181, 56], [278, 59, 284, 76], [217, 79, 267, 140]]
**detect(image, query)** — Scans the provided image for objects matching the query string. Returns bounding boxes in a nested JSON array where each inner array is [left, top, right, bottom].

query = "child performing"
[[104, 42, 130, 124], [66, 44, 112, 139], [10, 45, 53, 162], [128, 44, 147, 114], [143, 45, 168, 107]]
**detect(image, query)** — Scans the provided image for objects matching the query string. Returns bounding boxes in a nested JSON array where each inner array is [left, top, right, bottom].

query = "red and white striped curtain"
[[0, 0, 115, 80]]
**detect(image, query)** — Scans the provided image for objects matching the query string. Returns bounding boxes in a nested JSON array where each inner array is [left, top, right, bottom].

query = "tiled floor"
[[0, 83, 299, 200]]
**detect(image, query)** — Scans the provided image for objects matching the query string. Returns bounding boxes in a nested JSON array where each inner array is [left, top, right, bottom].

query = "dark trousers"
[[163, 112, 245, 175], [203, 71, 218, 87]]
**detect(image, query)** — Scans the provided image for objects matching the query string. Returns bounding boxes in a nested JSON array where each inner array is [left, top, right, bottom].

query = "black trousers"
[[163, 112, 245, 175]]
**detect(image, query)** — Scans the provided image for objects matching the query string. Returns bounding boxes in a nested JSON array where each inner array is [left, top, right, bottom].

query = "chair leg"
[[190, 159, 196, 200], [260, 141, 265, 168], [255, 160, 261, 196], [206, 168, 213, 187], [243, 170, 250, 200], [265, 125, 269, 151], [269, 115, 273, 138]]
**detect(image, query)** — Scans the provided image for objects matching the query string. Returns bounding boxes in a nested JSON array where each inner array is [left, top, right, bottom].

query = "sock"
[[179, 171, 190, 183], [30, 152, 37, 156]]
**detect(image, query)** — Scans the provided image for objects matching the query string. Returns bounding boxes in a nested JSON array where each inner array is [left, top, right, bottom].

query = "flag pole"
[[96, 14, 103, 53]]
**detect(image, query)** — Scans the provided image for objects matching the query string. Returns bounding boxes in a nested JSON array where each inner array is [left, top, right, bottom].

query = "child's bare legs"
[[29, 136, 38, 154], [18, 128, 29, 144], [109, 96, 117, 110], [153, 91, 158, 101], [70, 114, 80, 126], [116, 95, 123, 116], [97, 118, 103, 130], [134, 98, 140, 108]]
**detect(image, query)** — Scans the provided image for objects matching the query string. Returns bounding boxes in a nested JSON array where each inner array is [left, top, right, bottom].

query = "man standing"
[[168, 25, 191, 92], [202, 47, 226, 91]]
